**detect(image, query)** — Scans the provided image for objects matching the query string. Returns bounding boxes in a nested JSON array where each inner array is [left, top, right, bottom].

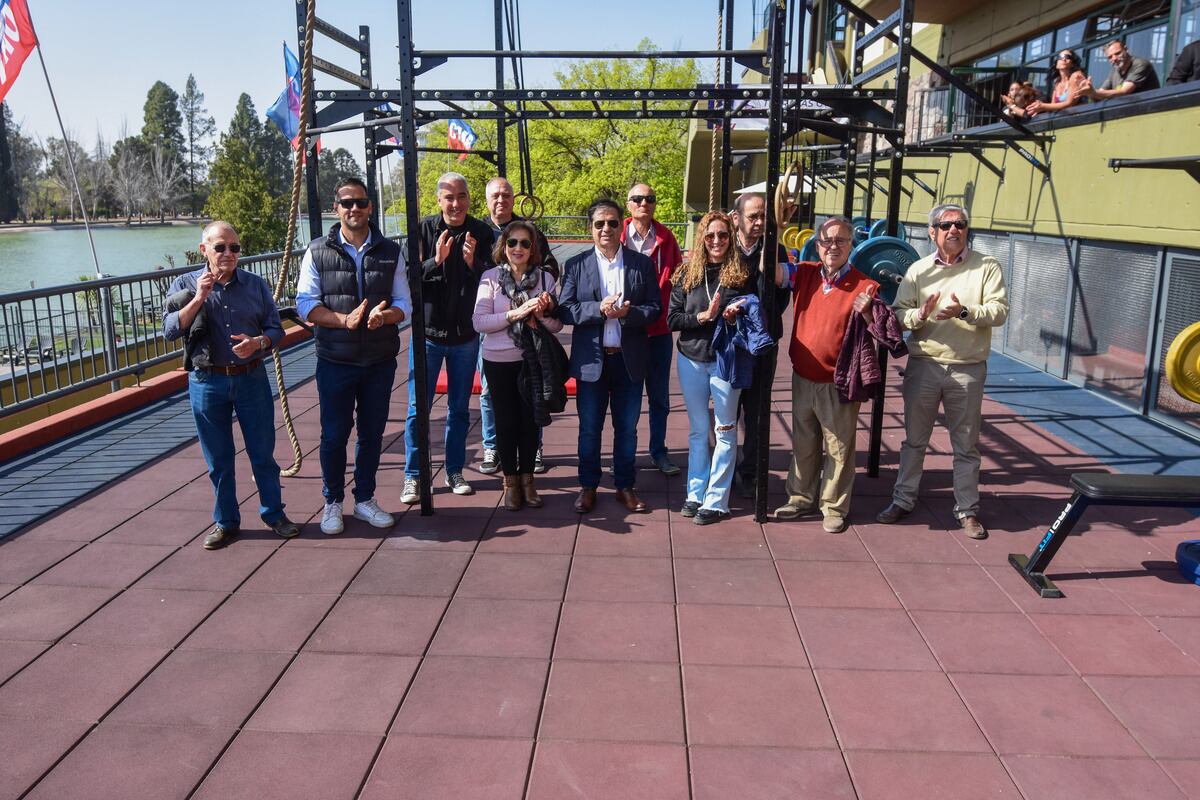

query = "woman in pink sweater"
[[472, 221, 562, 510]]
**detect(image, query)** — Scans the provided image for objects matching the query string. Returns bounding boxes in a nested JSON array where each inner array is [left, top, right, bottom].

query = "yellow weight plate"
[[1165, 321, 1200, 404], [781, 226, 800, 250], [797, 228, 814, 248]]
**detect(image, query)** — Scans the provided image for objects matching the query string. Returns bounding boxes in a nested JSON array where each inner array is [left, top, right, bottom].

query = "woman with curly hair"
[[667, 210, 751, 525]]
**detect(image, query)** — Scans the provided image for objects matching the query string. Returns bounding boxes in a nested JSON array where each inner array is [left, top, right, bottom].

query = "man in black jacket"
[[402, 172, 495, 503], [297, 177, 410, 536], [731, 193, 792, 498]]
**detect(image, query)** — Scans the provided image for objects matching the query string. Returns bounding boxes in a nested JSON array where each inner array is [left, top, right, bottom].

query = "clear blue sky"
[[6, 0, 763, 159]]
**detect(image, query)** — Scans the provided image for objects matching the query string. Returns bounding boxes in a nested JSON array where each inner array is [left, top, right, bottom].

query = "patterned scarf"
[[497, 263, 543, 348]]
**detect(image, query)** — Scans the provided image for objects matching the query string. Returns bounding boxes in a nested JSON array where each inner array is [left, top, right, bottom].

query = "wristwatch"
[[258, 335, 270, 351], [958, 307, 970, 320]]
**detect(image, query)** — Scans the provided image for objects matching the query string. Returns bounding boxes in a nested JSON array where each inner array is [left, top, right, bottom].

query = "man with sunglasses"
[[876, 204, 1008, 540], [296, 177, 411, 535], [560, 198, 661, 514], [773, 217, 880, 534], [163, 221, 298, 549], [621, 182, 683, 477], [477, 176, 559, 476], [402, 172, 495, 503]]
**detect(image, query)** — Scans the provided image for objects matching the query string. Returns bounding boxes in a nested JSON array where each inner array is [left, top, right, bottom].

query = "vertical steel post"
[[495, 0, 507, 177], [297, 2, 323, 239], [397, 0, 435, 514], [719, 0, 735, 209], [755, 0, 791, 523], [868, 0, 916, 478], [360, 26, 381, 229]]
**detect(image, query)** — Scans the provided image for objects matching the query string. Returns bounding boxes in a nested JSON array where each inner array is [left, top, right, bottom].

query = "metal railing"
[[0, 248, 306, 419], [911, 70, 1014, 142]]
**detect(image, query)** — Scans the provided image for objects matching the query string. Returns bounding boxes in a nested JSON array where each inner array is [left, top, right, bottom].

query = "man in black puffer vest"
[[297, 177, 411, 536]]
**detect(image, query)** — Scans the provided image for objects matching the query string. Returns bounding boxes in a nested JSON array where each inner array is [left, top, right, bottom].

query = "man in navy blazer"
[[559, 198, 661, 514]]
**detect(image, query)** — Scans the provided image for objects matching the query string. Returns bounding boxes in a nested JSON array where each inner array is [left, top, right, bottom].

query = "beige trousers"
[[785, 373, 860, 519], [892, 357, 987, 519]]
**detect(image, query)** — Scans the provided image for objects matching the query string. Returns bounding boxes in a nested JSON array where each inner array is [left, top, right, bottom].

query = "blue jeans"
[[645, 333, 674, 461], [477, 340, 496, 451], [677, 353, 741, 513], [317, 357, 397, 504], [188, 365, 284, 528], [576, 351, 644, 490], [405, 337, 480, 478]]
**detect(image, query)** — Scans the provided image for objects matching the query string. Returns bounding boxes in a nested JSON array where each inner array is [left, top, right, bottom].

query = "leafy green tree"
[[205, 135, 287, 255], [0, 103, 18, 222], [178, 74, 216, 215], [227, 93, 263, 152], [259, 123, 293, 200], [142, 81, 185, 159], [315, 147, 365, 208], [3, 104, 41, 221]]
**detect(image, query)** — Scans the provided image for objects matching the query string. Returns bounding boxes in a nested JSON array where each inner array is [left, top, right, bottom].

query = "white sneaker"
[[353, 498, 394, 528], [445, 473, 475, 495], [320, 502, 344, 535], [401, 478, 420, 505]]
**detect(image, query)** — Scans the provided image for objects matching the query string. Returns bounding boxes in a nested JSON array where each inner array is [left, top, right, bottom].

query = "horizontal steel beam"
[[855, 9, 902, 54], [313, 56, 370, 90], [312, 16, 362, 52], [312, 86, 890, 104]]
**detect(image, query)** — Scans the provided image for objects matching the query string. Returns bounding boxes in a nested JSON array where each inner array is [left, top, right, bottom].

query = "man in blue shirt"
[[163, 220, 299, 550], [296, 177, 411, 536]]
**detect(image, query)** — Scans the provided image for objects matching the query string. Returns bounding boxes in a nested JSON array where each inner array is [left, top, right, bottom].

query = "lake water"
[[0, 216, 407, 295]]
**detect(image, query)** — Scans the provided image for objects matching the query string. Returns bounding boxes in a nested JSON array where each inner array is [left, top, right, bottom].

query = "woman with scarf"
[[473, 220, 562, 510], [668, 210, 751, 525]]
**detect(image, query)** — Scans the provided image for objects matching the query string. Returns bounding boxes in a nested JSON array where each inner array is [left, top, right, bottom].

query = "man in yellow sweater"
[[876, 204, 1009, 539]]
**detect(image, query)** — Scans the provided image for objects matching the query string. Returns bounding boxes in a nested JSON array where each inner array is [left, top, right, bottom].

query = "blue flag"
[[266, 43, 302, 144]]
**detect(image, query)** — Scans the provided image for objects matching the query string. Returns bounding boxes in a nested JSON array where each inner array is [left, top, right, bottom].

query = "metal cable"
[[271, 0, 316, 478]]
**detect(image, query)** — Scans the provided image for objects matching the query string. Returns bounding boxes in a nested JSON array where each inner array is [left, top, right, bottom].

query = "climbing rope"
[[707, 3, 724, 211], [270, 0, 316, 478]]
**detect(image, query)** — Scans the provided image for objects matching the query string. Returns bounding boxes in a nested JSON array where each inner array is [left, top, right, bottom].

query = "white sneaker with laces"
[[320, 502, 344, 535], [353, 498, 395, 528], [401, 478, 420, 505], [445, 473, 475, 495]]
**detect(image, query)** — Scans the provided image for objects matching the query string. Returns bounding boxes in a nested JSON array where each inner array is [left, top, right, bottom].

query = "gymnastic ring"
[[775, 160, 802, 226], [516, 193, 545, 221]]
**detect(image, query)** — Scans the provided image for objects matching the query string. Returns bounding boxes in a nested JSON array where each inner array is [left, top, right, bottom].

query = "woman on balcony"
[[1028, 50, 1088, 115]]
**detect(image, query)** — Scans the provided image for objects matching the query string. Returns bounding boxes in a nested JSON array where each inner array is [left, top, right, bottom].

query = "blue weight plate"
[[849, 235, 919, 305], [869, 218, 906, 240], [799, 235, 818, 263], [1177, 541, 1200, 587]]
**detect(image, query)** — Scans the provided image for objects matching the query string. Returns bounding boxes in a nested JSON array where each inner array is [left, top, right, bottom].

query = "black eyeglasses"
[[506, 238, 532, 249], [627, 194, 657, 204], [211, 243, 242, 254], [337, 197, 370, 210], [817, 237, 850, 247], [935, 220, 968, 231], [592, 219, 621, 230], [704, 231, 730, 241]]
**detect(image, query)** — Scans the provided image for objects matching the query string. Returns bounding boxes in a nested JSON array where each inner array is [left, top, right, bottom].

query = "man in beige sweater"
[[876, 204, 1009, 539]]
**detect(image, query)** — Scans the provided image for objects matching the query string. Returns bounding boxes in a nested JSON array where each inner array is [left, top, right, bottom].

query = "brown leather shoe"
[[574, 487, 597, 513], [875, 503, 912, 524], [502, 475, 523, 512], [615, 488, 648, 513], [519, 474, 543, 508], [960, 515, 988, 540]]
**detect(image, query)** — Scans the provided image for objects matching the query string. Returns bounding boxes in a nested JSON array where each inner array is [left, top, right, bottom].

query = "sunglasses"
[[935, 220, 968, 231], [627, 194, 657, 204], [337, 197, 370, 210], [506, 238, 532, 249], [211, 243, 242, 254], [704, 231, 730, 242], [592, 219, 621, 230]]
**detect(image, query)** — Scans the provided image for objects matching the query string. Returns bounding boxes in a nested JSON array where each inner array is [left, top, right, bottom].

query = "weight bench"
[[1009, 472, 1200, 598]]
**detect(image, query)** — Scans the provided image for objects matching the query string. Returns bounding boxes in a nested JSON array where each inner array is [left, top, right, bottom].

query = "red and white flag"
[[0, 0, 37, 105]]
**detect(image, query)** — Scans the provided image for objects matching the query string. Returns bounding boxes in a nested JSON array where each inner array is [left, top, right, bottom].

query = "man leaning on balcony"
[[1079, 39, 1161, 100], [163, 221, 300, 550], [876, 204, 1008, 541]]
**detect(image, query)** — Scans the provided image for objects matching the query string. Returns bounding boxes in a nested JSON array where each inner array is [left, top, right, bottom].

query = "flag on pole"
[[447, 118, 476, 161], [266, 42, 304, 147], [0, 0, 38, 105]]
